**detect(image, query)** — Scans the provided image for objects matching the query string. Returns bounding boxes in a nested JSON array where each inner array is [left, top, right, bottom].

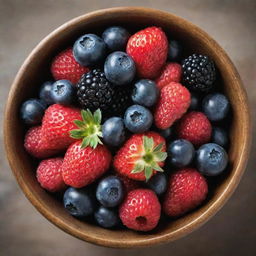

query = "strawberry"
[[114, 131, 167, 181], [154, 82, 191, 129], [155, 62, 182, 90], [126, 27, 168, 79], [119, 189, 161, 231], [61, 141, 111, 188], [176, 111, 212, 146], [24, 126, 60, 158], [41, 104, 81, 151], [51, 48, 89, 84], [62, 109, 111, 188], [36, 157, 66, 192], [163, 168, 208, 217]]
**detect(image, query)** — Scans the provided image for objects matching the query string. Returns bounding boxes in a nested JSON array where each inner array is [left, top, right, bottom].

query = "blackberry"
[[182, 54, 216, 92], [107, 86, 132, 117], [77, 69, 114, 111]]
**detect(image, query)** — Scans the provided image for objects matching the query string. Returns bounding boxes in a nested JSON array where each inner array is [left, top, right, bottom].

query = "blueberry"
[[96, 176, 124, 207], [94, 206, 119, 228], [51, 80, 75, 105], [132, 79, 159, 107], [104, 51, 136, 86], [157, 127, 173, 139], [102, 26, 130, 51], [147, 173, 167, 196], [196, 143, 228, 176], [202, 93, 230, 121], [102, 117, 126, 147], [124, 105, 153, 133], [73, 34, 107, 66], [39, 81, 54, 105], [168, 139, 195, 167], [63, 187, 95, 218], [168, 40, 182, 61], [189, 92, 201, 111], [212, 127, 229, 148], [20, 99, 47, 125]]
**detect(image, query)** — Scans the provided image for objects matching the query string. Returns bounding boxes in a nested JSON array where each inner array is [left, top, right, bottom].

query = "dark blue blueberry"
[[94, 206, 119, 228], [212, 127, 229, 148], [39, 81, 54, 105], [96, 176, 124, 207], [20, 99, 47, 125], [147, 173, 167, 196], [50, 80, 75, 105], [168, 139, 195, 167], [63, 187, 95, 218], [73, 34, 107, 66], [104, 51, 136, 86], [196, 143, 228, 176], [168, 40, 182, 61], [124, 105, 153, 133], [102, 26, 130, 51], [102, 117, 126, 147], [157, 127, 173, 140], [132, 79, 159, 107], [202, 93, 230, 121], [189, 92, 201, 111]]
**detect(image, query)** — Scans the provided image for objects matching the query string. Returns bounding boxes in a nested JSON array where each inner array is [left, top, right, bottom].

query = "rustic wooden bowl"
[[4, 7, 251, 248]]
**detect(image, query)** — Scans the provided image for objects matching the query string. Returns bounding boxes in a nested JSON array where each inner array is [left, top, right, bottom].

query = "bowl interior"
[[4, 7, 250, 248]]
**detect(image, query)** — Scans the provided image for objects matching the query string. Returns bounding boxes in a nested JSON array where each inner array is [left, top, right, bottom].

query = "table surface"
[[1, 0, 256, 255]]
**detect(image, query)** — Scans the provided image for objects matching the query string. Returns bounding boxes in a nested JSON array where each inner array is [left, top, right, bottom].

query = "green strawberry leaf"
[[70, 109, 103, 149], [130, 135, 168, 182], [143, 136, 154, 152]]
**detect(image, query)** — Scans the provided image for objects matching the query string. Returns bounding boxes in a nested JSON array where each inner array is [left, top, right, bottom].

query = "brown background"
[[1, 0, 256, 255]]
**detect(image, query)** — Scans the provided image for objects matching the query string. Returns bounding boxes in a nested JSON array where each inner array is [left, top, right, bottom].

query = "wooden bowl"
[[4, 7, 251, 248]]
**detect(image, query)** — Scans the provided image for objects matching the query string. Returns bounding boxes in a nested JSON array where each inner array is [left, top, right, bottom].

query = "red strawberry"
[[51, 48, 89, 84], [41, 104, 81, 151], [154, 82, 191, 129], [61, 141, 111, 188], [36, 157, 66, 192], [119, 189, 161, 231], [126, 27, 168, 79], [163, 168, 208, 217], [114, 131, 167, 181], [24, 126, 60, 158], [115, 173, 140, 194], [155, 62, 182, 89], [176, 111, 212, 146], [62, 109, 111, 188]]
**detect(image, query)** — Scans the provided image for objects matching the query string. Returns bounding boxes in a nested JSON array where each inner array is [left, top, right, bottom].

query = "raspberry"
[[24, 126, 60, 159], [154, 82, 191, 129], [36, 158, 66, 192], [51, 48, 89, 84], [163, 168, 208, 217], [176, 111, 212, 146], [119, 189, 161, 231], [155, 62, 182, 90]]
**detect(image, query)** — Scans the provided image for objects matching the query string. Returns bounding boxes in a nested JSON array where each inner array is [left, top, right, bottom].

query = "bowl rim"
[[4, 6, 252, 248]]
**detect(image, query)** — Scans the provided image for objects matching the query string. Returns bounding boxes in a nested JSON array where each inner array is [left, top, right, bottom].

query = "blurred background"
[[0, 0, 256, 255]]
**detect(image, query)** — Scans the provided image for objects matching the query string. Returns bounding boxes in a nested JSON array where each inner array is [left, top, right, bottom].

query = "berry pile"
[[21, 25, 230, 231]]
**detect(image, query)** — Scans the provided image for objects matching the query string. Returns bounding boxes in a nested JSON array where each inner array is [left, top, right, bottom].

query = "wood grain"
[[3, 7, 251, 248]]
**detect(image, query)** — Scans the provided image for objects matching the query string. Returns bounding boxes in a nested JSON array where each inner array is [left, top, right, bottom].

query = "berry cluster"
[[21, 25, 230, 231]]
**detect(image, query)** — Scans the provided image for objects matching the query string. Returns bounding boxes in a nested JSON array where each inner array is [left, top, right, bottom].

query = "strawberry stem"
[[131, 136, 167, 181], [70, 109, 103, 149]]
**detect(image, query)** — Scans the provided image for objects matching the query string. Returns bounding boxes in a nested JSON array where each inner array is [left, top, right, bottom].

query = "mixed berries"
[[20, 25, 231, 232]]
